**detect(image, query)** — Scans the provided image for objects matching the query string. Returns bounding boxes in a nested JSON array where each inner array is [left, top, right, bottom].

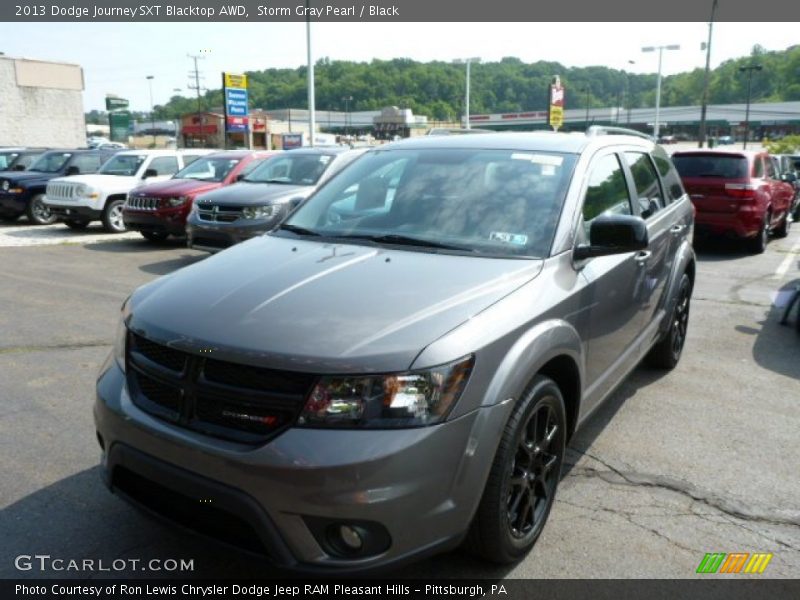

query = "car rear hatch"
[[672, 152, 753, 213]]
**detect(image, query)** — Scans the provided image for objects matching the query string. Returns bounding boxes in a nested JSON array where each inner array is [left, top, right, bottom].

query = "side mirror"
[[781, 172, 797, 183], [65, 165, 80, 176], [142, 168, 158, 179], [13, 165, 26, 171], [235, 173, 246, 182], [574, 215, 649, 260]]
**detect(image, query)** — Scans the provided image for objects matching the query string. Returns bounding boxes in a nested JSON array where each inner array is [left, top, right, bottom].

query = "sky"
[[1, 22, 798, 112]]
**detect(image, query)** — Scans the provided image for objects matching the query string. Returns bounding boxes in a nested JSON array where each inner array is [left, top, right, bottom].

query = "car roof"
[[285, 146, 354, 155], [375, 130, 654, 154], [672, 149, 761, 158], [200, 150, 274, 159]]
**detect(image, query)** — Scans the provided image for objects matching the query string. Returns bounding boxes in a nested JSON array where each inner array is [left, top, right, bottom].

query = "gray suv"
[[95, 128, 695, 572]]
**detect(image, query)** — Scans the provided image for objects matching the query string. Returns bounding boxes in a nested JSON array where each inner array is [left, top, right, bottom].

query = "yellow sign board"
[[224, 73, 247, 89], [549, 106, 564, 128]]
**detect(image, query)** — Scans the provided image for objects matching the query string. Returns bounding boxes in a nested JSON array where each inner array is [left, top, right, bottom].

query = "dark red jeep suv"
[[123, 150, 276, 242]]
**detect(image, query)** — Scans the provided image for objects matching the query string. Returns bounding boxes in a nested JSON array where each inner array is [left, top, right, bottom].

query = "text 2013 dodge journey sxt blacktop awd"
[[95, 129, 695, 572]]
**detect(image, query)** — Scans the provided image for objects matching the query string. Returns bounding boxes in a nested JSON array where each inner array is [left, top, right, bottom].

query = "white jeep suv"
[[45, 149, 213, 232]]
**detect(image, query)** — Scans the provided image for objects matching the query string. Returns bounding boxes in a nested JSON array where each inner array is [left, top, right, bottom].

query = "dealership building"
[[0, 55, 86, 147]]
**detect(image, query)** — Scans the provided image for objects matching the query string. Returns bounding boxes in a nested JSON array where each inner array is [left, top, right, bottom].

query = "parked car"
[[44, 149, 215, 233], [0, 149, 119, 224], [123, 150, 277, 242], [186, 147, 365, 252], [0, 148, 47, 172], [96, 128, 695, 572], [774, 154, 800, 218], [98, 142, 128, 150], [716, 135, 735, 145], [672, 149, 795, 252]]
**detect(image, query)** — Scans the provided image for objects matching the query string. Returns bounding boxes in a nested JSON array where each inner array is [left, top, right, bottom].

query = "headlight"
[[168, 196, 188, 207], [112, 297, 131, 373], [297, 355, 474, 429], [75, 184, 90, 197], [241, 205, 277, 220]]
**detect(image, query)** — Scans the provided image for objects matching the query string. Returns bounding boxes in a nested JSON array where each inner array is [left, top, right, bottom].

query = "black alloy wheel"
[[466, 376, 566, 563], [26, 194, 57, 225], [647, 273, 692, 369]]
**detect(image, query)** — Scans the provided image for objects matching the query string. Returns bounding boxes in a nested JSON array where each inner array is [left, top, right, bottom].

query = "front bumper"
[[48, 203, 102, 221], [123, 210, 188, 236], [0, 191, 27, 216], [94, 360, 512, 573], [185, 215, 277, 252]]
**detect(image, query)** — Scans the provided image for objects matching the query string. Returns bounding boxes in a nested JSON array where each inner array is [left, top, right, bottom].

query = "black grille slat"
[[131, 334, 186, 373], [126, 334, 316, 445]]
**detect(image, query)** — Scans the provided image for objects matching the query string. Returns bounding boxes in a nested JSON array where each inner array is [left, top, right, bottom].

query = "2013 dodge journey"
[[95, 128, 695, 573]]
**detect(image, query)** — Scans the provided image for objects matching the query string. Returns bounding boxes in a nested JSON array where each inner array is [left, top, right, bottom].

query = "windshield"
[[29, 152, 73, 173], [0, 152, 21, 170], [279, 148, 577, 259], [672, 154, 749, 179], [98, 154, 147, 176], [244, 153, 334, 185], [173, 156, 241, 182]]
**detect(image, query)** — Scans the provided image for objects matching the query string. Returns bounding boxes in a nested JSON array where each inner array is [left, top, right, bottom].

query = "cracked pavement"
[[1, 224, 799, 579]]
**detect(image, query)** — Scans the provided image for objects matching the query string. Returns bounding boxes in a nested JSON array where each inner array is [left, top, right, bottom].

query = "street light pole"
[[698, 0, 719, 148], [739, 64, 763, 150], [305, 0, 315, 147], [642, 44, 680, 139], [146, 75, 155, 147], [454, 57, 480, 129], [621, 60, 635, 125], [342, 96, 352, 137], [585, 87, 591, 127]]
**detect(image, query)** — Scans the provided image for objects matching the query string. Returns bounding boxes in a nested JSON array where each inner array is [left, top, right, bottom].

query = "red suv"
[[672, 150, 795, 253], [123, 150, 276, 242]]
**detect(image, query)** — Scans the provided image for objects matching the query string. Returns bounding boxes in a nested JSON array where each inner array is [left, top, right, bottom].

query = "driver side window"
[[582, 154, 632, 235]]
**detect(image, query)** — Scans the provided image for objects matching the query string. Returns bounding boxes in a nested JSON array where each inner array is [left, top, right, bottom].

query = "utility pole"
[[187, 53, 207, 147], [306, 0, 315, 147], [740, 63, 763, 150], [698, 0, 719, 148]]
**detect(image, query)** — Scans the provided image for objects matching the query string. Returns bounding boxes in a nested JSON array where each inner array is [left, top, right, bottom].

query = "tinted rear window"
[[672, 154, 749, 179]]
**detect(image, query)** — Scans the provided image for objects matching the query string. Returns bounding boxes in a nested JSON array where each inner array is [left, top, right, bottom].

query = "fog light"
[[339, 525, 363, 551]]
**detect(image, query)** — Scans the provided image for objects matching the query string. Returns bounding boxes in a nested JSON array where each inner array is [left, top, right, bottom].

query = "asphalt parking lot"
[[1, 220, 799, 579]]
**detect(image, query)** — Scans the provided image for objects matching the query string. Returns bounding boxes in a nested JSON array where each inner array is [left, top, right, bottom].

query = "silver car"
[[95, 128, 695, 572], [186, 147, 365, 252]]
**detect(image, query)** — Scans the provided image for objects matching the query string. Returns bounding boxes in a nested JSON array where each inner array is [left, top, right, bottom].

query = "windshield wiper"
[[277, 223, 321, 236], [245, 178, 293, 184], [330, 233, 472, 251]]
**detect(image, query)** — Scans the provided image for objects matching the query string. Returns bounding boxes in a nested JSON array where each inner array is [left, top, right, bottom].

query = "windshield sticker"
[[490, 231, 529, 246], [511, 153, 563, 167]]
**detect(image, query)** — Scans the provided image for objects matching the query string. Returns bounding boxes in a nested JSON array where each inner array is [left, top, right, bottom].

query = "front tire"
[[26, 194, 57, 225], [102, 199, 126, 233], [774, 210, 791, 238], [466, 376, 566, 564], [646, 273, 691, 369]]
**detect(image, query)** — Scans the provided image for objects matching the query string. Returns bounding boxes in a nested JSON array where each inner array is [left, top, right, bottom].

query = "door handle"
[[634, 250, 652, 264], [670, 224, 685, 234]]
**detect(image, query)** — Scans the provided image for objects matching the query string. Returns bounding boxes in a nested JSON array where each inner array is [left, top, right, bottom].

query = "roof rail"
[[586, 125, 655, 142]]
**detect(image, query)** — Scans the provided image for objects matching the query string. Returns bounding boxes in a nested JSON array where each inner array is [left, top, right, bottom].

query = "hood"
[[195, 181, 312, 206], [53, 173, 139, 192], [130, 235, 543, 373], [130, 178, 222, 198]]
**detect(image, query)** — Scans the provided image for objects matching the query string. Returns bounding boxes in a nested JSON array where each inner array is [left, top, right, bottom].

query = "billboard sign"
[[105, 96, 129, 111], [282, 133, 303, 149], [108, 112, 130, 142], [548, 76, 565, 131], [222, 72, 249, 134]]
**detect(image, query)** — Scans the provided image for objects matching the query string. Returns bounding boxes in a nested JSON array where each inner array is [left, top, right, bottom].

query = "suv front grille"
[[127, 333, 316, 444], [126, 196, 161, 211], [196, 203, 243, 222]]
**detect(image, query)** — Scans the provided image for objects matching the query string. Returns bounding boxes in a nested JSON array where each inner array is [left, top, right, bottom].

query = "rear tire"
[[646, 273, 692, 370], [26, 194, 57, 225], [774, 211, 791, 238], [101, 199, 126, 233], [141, 231, 169, 242], [748, 213, 769, 254], [465, 376, 565, 564], [63, 219, 90, 230]]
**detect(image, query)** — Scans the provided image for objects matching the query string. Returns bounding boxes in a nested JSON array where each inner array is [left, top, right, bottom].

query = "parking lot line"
[[773, 238, 800, 280]]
